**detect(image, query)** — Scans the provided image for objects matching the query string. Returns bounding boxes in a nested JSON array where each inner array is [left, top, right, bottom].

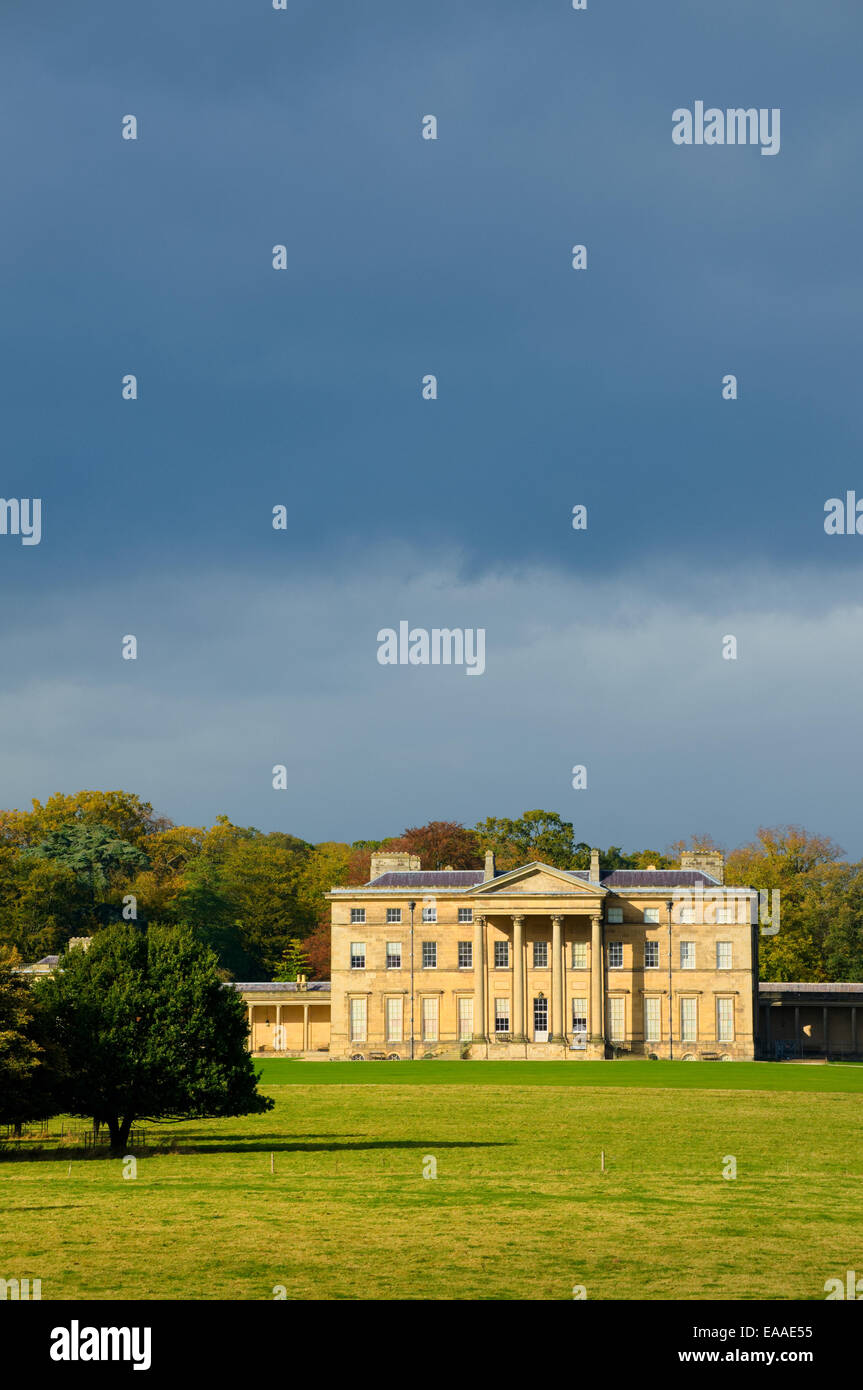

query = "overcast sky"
[[2, 0, 861, 854]]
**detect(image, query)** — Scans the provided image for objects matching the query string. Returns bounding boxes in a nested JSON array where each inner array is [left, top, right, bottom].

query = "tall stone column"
[[473, 915, 487, 1041], [590, 914, 604, 1050], [550, 915, 566, 1042], [512, 915, 525, 1041]]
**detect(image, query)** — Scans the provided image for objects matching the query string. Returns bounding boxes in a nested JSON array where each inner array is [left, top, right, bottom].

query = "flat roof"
[[760, 982, 863, 994], [231, 980, 330, 992]]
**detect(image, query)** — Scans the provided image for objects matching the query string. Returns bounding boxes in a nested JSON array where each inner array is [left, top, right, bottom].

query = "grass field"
[[2, 1060, 862, 1301]]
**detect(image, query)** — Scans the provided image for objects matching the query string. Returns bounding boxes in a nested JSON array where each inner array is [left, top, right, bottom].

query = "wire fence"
[[0, 1122, 179, 1156]]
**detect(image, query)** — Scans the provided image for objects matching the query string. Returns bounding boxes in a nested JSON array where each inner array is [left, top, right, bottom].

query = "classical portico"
[[470, 910, 606, 1057], [468, 862, 608, 1058]]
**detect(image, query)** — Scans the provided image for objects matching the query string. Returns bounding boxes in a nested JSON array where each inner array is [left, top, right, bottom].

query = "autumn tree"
[[727, 826, 846, 982], [0, 791, 168, 850], [0, 849, 94, 961], [666, 832, 724, 863], [0, 948, 63, 1126], [294, 841, 353, 933], [384, 821, 480, 870], [304, 921, 331, 979]]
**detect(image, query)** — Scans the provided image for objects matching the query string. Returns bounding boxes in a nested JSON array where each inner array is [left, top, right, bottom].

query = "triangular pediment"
[[469, 862, 607, 896]]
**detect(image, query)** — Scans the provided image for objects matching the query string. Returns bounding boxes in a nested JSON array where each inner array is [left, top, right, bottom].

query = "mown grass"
[[255, 1058, 863, 1092], [1, 1062, 861, 1301]]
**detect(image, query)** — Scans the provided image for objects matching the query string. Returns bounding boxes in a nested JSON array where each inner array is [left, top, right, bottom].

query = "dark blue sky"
[[2, 0, 862, 855]]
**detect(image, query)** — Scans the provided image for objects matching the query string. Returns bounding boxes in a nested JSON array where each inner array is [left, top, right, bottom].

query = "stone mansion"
[[323, 848, 759, 1060], [18, 851, 863, 1062]]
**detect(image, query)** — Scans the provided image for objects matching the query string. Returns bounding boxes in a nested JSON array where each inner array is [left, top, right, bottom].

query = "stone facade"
[[326, 854, 758, 1060], [237, 980, 331, 1056]]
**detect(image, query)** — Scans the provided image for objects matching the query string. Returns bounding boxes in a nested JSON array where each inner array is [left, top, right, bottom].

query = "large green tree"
[[475, 810, 578, 870], [28, 823, 150, 895], [220, 833, 312, 975], [37, 924, 272, 1153]]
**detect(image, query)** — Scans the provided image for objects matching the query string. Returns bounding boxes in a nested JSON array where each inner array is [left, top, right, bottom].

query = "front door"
[[533, 997, 549, 1043]]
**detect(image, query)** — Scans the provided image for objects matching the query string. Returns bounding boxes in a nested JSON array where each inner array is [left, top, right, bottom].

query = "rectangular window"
[[494, 998, 510, 1034], [571, 998, 587, 1033], [458, 996, 473, 1041], [679, 907, 694, 924], [717, 997, 734, 1042], [533, 996, 549, 1037], [421, 941, 437, 969], [421, 905, 437, 923], [421, 997, 438, 1042], [644, 996, 661, 1042], [716, 903, 735, 924], [680, 997, 697, 1042], [458, 940, 473, 969], [349, 997, 366, 1043], [608, 941, 623, 969], [386, 908, 402, 924], [644, 940, 659, 969], [680, 941, 695, 970], [533, 941, 549, 968], [350, 908, 366, 925], [644, 908, 660, 924], [386, 996, 403, 1043], [571, 941, 587, 969], [494, 940, 510, 968], [458, 907, 473, 923], [607, 907, 623, 924], [386, 941, 401, 970], [350, 942, 366, 970], [608, 997, 625, 1041], [716, 941, 732, 970]]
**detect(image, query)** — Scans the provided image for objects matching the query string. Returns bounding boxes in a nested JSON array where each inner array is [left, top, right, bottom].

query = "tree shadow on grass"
[[176, 1138, 513, 1156], [1, 1138, 512, 1161]]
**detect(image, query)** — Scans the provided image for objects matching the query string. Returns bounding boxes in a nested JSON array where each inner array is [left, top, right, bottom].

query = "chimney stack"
[[484, 850, 496, 881], [590, 848, 601, 882], [679, 850, 725, 885], [369, 851, 421, 880]]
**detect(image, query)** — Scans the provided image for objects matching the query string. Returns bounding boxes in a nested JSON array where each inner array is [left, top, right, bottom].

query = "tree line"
[[1, 791, 861, 983]]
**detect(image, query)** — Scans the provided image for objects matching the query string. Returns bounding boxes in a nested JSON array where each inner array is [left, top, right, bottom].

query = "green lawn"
[[256, 1057, 863, 1092], [2, 1061, 861, 1301]]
